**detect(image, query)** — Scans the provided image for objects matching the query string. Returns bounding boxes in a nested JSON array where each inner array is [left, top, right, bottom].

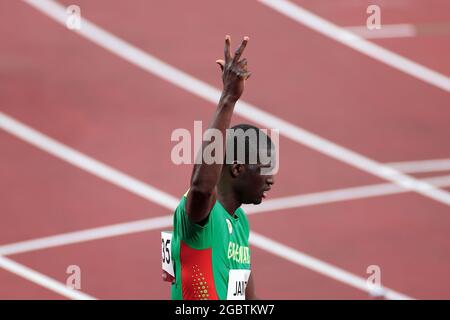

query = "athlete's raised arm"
[[186, 35, 251, 223]]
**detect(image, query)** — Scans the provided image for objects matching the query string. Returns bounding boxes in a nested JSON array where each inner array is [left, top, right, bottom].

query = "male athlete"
[[165, 35, 275, 300]]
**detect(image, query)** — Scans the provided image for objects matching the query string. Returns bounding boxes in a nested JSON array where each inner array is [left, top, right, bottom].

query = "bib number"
[[161, 231, 174, 277], [227, 269, 251, 300]]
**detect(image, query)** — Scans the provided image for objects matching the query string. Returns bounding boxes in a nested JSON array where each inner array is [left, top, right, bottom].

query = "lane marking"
[[249, 232, 412, 300], [346, 22, 450, 39], [386, 158, 450, 174], [20, 0, 450, 206], [0, 217, 173, 256], [2, 174, 450, 257], [0, 215, 415, 299], [0, 255, 95, 300], [0, 111, 443, 299], [345, 24, 416, 39], [245, 174, 450, 214], [0, 112, 179, 211], [258, 0, 450, 92], [3, 0, 439, 299], [0, 114, 419, 300]]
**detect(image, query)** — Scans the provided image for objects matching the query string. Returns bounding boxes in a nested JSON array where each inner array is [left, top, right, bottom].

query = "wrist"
[[220, 93, 239, 106]]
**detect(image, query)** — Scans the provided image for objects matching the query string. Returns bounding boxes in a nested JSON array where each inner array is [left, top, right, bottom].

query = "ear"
[[230, 163, 244, 178]]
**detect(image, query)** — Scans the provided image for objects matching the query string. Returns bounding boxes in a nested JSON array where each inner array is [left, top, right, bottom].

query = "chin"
[[242, 197, 262, 205], [252, 198, 263, 205]]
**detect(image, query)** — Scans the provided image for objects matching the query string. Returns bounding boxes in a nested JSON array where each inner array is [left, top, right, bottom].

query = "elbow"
[[189, 182, 214, 198], [190, 171, 216, 196], [186, 183, 215, 223]]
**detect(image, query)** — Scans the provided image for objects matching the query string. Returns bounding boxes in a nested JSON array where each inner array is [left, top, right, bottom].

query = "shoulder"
[[174, 189, 221, 227], [173, 190, 216, 248]]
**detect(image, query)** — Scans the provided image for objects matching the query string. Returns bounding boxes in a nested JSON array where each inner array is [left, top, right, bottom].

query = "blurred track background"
[[1, 0, 449, 299]]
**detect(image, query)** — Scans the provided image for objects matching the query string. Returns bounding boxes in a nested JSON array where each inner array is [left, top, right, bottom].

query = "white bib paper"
[[227, 269, 251, 300], [161, 231, 174, 277]]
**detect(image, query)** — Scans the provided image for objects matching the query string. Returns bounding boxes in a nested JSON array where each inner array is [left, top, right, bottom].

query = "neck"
[[216, 179, 241, 217]]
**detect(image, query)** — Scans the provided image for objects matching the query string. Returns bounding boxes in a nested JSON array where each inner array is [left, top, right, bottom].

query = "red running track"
[[0, 0, 449, 299]]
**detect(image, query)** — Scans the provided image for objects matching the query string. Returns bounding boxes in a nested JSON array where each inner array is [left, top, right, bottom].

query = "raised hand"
[[216, 35, 251, 102]]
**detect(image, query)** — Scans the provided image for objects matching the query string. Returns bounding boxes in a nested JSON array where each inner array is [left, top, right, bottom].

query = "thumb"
[[215, 59, 225, 72]]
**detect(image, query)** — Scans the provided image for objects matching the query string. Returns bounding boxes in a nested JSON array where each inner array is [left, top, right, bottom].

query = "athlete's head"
[[222, 124, 276, 205]]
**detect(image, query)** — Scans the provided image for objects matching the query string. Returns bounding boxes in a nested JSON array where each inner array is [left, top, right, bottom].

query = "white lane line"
[[2, 174, 450, 257], [246, 183, 400, 213], [0, 110, 442, 298], [258, 0, 450, 92], [0, 214, 415, 299], [0, 112, 179, 211], [245, 174, 450, 214], [3, 0, 438, 300], [0, 216, 173, 256], [345, 24, 416, 39], [386, 158, 450, 174], [0, 115, 419, 301], [249, 232, 412, 300], [21, 0, 450, 207], [0, 218, 414, 300], [0, 255, 96, 300]]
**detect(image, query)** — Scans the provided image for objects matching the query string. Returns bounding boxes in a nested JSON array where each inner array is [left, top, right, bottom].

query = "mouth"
[[261, 188, 271, 199]]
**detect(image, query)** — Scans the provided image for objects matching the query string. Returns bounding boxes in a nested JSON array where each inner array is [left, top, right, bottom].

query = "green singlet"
[[171, 190, 251, 300]]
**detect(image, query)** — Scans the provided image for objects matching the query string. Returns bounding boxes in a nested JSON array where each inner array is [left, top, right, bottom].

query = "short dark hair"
[[225, 123, 274, 165]]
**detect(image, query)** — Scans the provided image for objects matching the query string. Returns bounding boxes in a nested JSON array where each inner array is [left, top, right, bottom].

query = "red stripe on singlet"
[[180, 241, 219, 300]]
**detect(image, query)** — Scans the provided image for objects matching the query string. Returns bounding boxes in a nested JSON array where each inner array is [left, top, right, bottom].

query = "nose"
[[266, 176, 274, 186]]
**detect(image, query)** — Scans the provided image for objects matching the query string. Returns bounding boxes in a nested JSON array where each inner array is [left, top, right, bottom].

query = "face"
[[232, 162, 275, 205]]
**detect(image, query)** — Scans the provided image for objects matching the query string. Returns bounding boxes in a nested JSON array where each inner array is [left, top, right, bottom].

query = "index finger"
[[233, 36, 249, 63], [224, 35, 231, 63]]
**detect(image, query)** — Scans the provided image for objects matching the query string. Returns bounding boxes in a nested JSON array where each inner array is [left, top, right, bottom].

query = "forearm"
[[190, 93, 236, 192]]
